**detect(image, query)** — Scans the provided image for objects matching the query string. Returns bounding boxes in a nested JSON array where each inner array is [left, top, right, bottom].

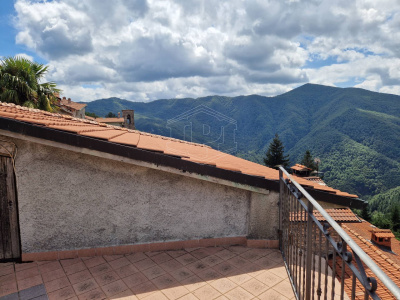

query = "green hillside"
[[85, 83, 400, 201]]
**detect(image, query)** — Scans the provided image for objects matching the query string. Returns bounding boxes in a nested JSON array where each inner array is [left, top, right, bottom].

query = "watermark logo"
[[166, 105, 237, 159]]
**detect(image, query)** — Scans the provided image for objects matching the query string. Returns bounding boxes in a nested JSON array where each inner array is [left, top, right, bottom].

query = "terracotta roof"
[[85, 116, 96, 121], [291, 164, 312, 171], [59, 98, 87, 111], [95, 118, 124, 123], [335, 223, 400, 299], [0, 102, 360, 198], [303, 176, 327, 186], [291, 208, 360, 222]]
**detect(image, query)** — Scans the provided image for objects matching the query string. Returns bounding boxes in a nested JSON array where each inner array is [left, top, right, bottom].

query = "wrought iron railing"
[[278, 167, 400, 300]]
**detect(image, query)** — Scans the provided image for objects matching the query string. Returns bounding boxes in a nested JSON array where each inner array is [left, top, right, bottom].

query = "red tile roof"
[[291, 164, 312, 171], [291, 208, 360, 222], [0, 102, 359, 198], [59, 98, 87, 111], [371, 229, 396, 239], [95, 117, 124, 123], [337, 223, 400, 299]]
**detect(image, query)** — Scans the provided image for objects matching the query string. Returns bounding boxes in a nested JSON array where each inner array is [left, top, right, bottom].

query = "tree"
[[264, 133, 290, 169], [85, 111, 99, 118], [390, 205, 400, 232], [0, 56, 60, 111], [359, 204, 371, 222], [105, 112, 116, 118], [300, 150, 316, 170]]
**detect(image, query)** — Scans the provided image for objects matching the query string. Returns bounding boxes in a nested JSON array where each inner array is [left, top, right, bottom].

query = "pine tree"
[[390, 205, 400, 231], [360, 204, 371, 222], [264, 133, 290, 169], [301, 150, 316, 170]]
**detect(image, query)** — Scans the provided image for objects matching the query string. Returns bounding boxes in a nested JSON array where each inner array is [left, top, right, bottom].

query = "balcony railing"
[[278, 167, 400, 300]]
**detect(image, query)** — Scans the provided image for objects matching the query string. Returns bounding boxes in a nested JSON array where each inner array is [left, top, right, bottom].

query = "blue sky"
[[2, 0, 400, 102]]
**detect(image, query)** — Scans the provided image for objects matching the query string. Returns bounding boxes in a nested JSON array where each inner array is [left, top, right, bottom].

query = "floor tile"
[[141, 291, 168, 300], [83, 257, 106, 269], [159, 260, 183, 273], [68, 270, 93, 285], [89, 264, 112, 277], [122, 272, 149, 289], [178, 275, 206, 292], [108, 257, 131, 270], [38, 262, 62, 274], [185, 261, 208, 273], [175, 254, 197, 266], [161, 285, 189, 300], [0, 292, 19, 300], [109, 288, 138, 299], [272, 280, 295, 299], [192, 284, 221, 300], [165, 250, 186, 258], [15, 263, 37, 273], [41, 268, 66, 283], [210, 278, 237, 294], [255, 270, 283, 287], [72, 278, 98, 295], [101, 279, 129, 297], [19, 284, 47, 300], [169, 267, 194, 282], [190, 249, 209, 260], [196, 268, 221, 282], [77, 287, 106, 300], [215, 250, 236, 260], [17, 274, 43, 290], [225, 286, 254, 300], [44, 277, 71, 294], [16, 267, 40, 281], [60, 259, 81, 268], [0, 281, 17, 297], [150, 253, 172, 265], [134, 259, 157, 272], [63, 262, 87, 276], [0, 266, 14, 277], [47, 286, 76, 300], [201, 255, 224, 267], [103, 255, 123, 263], [176, 293, 198, 300], [240, 278, 268, 296], [93, 270, 119, 286], [151, 274, 178, 290], [126, 253, 148, 264], [0, 274, 16, 286], [258, 289, 288, 300], [213, 262, 237, 276], [130, 280, 157, 299], [142, 266, 166, 280], [115, 264, 139, 279]]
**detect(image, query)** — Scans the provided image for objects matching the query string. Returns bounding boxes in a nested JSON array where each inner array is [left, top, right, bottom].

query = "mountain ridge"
[[84, 83, 400, 202]]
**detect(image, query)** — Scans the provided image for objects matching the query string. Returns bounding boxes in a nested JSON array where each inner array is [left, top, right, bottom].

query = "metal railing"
[[278, 167, 400, 300]]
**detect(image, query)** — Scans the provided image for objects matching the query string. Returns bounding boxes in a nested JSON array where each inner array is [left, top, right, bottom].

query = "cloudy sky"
[[1, 0, 400, 102]]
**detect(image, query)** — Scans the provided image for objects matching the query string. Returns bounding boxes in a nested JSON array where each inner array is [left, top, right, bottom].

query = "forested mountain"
[[85, 84, 400, 202]]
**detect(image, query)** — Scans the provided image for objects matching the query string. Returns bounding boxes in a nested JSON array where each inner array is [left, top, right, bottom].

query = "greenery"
[[300, 150, 316, 170], [85, 83, 400, 209], [0, 56, 60, 111], [85, 111, 99, 118], [264, 133, 290, 169], [105, 112, 116, 118]]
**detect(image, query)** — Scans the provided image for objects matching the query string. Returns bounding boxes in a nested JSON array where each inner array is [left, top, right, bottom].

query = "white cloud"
[[12, 0, 400, 101]]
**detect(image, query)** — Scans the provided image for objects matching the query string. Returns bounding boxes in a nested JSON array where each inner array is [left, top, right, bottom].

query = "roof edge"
[[0, 117, 366, 208]]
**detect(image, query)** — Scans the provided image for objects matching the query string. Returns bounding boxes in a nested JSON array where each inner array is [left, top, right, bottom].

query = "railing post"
[[279, 167, 283, 250], [305, 200, 313, 300]]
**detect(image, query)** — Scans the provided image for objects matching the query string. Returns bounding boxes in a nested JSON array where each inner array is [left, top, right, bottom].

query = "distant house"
[[57, 96, 87, 119], [290, 163, 312, 177], [95, 110, 135, 129]]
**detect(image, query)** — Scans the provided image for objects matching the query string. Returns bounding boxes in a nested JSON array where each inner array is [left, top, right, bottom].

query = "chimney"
[[118, 112, 121, 118], [122, 110, 135, 130], [62, 97, 66, 100], [371, 229, 395, 250], [68, 98, 71, 104]]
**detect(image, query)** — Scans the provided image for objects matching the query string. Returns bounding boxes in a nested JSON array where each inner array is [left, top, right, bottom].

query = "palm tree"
[[0, 56, 60, 111]]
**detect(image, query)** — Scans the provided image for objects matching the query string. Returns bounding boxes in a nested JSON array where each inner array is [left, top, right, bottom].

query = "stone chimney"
[[68, 98, 71, 104], [371, 228, 395, 250], [118, 112, 121, 118], [122, 110, 135, 129], [62, 97, 66, 101]]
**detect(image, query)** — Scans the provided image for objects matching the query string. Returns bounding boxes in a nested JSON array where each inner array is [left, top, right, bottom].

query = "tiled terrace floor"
[[0, 246, 295, 300]]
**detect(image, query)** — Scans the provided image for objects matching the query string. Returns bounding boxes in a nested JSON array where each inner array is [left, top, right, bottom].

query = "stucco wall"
[[1, 135, 279, 253]]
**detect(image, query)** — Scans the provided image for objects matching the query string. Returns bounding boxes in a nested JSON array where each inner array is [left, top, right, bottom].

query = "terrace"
[[0, 103, 399, 299]]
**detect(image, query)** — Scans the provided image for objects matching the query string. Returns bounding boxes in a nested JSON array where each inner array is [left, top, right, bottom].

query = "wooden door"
[[0, 155, 20, 261]]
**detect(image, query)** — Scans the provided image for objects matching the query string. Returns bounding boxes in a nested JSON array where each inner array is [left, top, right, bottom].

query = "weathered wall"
[[1, 135, 279, 253]]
